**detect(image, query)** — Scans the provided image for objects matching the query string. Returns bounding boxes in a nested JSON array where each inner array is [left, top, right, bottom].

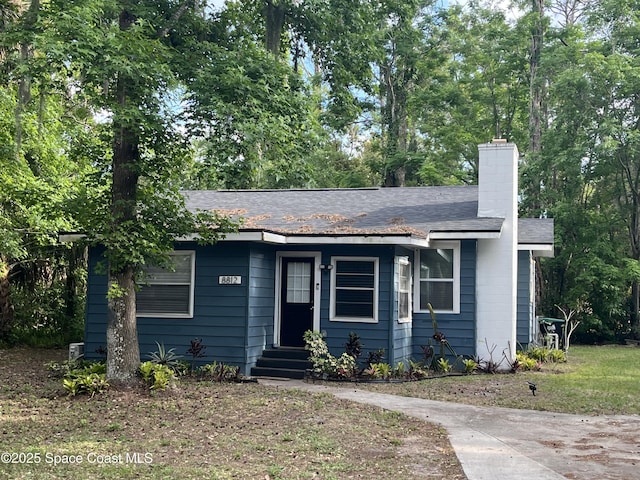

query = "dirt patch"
[[0, 348, 466, 479]]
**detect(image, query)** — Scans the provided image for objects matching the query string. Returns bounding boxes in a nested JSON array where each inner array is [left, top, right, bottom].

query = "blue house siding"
[[142, 243, 248, 366], [84, 247, 108, 361], [83, 235, 545, 374], [245, 245, 276, 373], [412, 240, 477, 361], [84, 243, 254, 370], [84, 242, 417, 372], [517, 250, 533, 347], [314, 245, 395, 367]]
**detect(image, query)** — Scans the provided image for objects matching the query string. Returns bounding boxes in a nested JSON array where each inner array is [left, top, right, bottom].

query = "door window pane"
[[286, 261, 311, 304]]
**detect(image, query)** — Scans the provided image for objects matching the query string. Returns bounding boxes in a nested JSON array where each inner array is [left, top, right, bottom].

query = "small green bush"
[[147, 342, 183, 369], [198, 361, 240, 382], [514, 352, 540, 371], [139, 361, 176, 391], [407, 359, 429, 379], [60, 361, 109, 397], [393, 361, 406, 378], [527, 346, 550, 362], [437, 357, 451, 373], [548, 349, 567, 363], [364, 362, 393, 379], [462, 358, 478, 374]]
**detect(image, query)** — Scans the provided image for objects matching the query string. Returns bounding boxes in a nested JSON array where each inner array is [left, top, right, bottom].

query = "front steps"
[[251, 347, 311, 379]]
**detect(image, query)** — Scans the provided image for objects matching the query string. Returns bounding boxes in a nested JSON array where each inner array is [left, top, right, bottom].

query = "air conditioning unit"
[[69, 343, 85, 361]]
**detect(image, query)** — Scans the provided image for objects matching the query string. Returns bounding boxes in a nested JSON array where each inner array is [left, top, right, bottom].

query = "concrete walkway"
[[259, 378, 640, 480]]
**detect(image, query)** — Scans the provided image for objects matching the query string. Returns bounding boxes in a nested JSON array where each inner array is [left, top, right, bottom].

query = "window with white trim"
[[137, 251, 195, 318], [330, 257, 378, 323], [416, 242, 460, 313], [397, 256, 412, 323]]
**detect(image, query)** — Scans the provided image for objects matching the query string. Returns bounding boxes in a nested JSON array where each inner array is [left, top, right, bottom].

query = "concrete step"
[[260, 348, 309, 360], [251, 348, 312, 379], [251, 366, 307, 379]]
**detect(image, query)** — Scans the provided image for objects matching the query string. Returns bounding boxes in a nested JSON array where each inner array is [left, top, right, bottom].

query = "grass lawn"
[[358, 345, 640, 415], [2, 345, 637, 479], [0, 348, 465, 480]]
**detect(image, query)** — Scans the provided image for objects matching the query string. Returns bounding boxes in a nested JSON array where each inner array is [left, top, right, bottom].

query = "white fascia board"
[[178, 231, 431, 247], [518, 244, 555, 257], [429, 231, 501, 240], [281, 235, 431, 248], [176, 231, 288, 243]]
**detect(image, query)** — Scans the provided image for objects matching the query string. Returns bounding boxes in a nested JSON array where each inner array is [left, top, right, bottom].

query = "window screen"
[[332, 258, 378, 321], [137, 252, 194, 317]]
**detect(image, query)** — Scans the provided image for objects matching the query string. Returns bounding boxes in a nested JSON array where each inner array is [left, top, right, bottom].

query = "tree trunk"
[[0, 256, 13, 340], [14, 0, 40, 159], [529, 0, 545, 313], [528, 0, 545, 214], [105, 7, 142, 382], [381, 54, 409, 187], [631, 280, 639, 338], [264, 0, 285, 55], [106, 266, 140, 381], [529, 0, 543, 158]]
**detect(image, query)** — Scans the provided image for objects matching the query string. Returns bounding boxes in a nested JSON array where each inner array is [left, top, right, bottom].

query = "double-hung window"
[[137, 251, 195, 318], [416, 242, 460, 313], [397, 256, 412, 323], [330, 257, 378, 323]]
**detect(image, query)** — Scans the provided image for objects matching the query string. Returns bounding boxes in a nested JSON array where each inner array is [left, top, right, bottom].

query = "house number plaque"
[[218, 275, 242, 285]]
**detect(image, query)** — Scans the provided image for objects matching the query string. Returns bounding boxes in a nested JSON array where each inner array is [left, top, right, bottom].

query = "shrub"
[[186, 338, 207, 371], [60, 361, 109, 397], [407, 359, 429, 380], [304, 330, 335, 378], [344, 332, 363, 360], [199, 361, 240, 382], [393, 361, 406, 378], [139, 361, 176, 391], [462, 358, 478, 374], [148, 342, 183, 369], [363, 362, 393, 379], [335, 353, 357, 379], [366, 348, 385, 366], [527, 346, 550, 363], [513, 352, 540, 372], [437, 357, 451, 373], [548, 349, 567, 363]]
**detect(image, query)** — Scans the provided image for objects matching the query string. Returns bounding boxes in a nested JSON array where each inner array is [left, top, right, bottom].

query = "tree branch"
[[157, 0, 194, 38]]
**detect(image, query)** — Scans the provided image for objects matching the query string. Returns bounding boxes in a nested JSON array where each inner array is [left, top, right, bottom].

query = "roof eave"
[[518, 243, 555, 257], [429, 231, 501, 240], [179, 231, 431, 248]]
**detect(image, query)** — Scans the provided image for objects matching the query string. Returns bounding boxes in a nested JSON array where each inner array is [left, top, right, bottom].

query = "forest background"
[[1, 0, 639, 351]]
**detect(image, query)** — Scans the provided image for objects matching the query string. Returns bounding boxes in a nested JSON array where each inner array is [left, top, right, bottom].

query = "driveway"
[[260, 379, 640, 480]]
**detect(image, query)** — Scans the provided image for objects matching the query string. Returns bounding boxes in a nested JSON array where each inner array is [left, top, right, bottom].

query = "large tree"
[[588, 0, 640, 337], [0, 0, 83, 342], [48, 0, 235, 381]]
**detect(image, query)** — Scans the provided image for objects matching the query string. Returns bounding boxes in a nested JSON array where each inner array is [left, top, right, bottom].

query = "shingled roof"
[[183, 187, 553, 250]]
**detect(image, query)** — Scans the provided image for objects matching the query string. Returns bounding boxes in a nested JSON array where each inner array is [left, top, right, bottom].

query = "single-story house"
[[81, 140, 553, 376]]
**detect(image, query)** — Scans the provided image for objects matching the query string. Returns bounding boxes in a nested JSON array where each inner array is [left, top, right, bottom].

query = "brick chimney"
[[475, 140, 519, 367]]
